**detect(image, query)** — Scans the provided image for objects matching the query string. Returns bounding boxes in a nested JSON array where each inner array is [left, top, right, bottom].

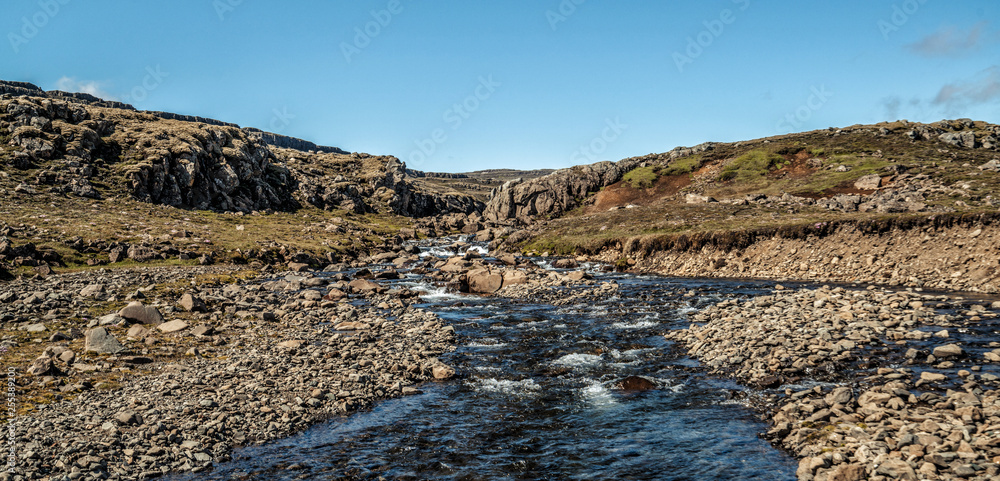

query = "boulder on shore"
[[118, 301, 164, 325], [177, 293, 206, 312], [84, 327, 124, 354]]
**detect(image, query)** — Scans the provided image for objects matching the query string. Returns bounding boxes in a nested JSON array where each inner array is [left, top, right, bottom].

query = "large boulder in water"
[[616, 376, 656, 391], [466, 269, 503, 294], [501, 269, 528, 286]]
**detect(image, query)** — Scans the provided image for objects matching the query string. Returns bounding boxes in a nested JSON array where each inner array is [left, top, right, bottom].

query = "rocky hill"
[[484, 160, 643, 222], [486, 120, 1000, 225], [490, 119, 1000, 292], [0, 80, 480, 217], [0, 79, 485, 275]]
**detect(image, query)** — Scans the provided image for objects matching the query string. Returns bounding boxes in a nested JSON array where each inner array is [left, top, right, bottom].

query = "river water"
[[171, 240, 800, 480]]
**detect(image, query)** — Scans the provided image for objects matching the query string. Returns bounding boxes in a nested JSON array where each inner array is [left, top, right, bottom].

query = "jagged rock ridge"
[[244, 128, 347, 155], [0, 80, 348, 162], [1, 80, 481, 217]]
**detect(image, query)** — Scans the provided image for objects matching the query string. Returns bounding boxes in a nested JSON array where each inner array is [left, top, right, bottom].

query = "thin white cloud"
[[879, 95, 932, 122], [54, 76, 116, 101], [932, 66, 1000, 114], [906, 22, 992, 57], [882, 96, 901, 120]]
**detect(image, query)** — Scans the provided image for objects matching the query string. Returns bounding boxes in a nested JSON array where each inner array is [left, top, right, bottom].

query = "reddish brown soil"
[[794, 175, 895, 199], [587, 174, 691, 213], [794, 186, 871, 199], [768, 153, 818, 181]]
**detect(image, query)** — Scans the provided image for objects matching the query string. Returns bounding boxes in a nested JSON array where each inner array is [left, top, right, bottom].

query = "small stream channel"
[[167, 239, 810, 480]]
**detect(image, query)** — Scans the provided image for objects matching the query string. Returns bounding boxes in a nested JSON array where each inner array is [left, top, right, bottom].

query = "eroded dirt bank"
[[593, 216, 1000, 293]]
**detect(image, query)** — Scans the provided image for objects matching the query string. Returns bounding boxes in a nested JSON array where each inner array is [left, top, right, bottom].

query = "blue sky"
[[3, 1, 999, 172]]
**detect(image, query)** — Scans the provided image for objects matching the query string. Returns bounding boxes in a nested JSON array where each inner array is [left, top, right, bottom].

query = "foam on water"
[[521, 320, 549, 328], [466, 338, 507, 348], [623, 348, 656, 357], [409, 283, 466, 302], [558, 305, 610, 317], [611, 319, 659, 329], [472, 378, 542, 396], [676, 305, 699, 315], [581, 379, 618, 407], [552, 353, 603, 368], [606, 349, 641, 367], [645, 376, 685, 393], [554, 306, 583, 315], [533, 259, 555, 270], [419, 246, 456, 258]]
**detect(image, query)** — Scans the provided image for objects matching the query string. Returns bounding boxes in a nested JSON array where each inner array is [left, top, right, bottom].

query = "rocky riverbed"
[[11, 240, 1000, 481], [1, 265, 457, 481], [0, 235, 610, 481], [668, 285, 1000, 480]]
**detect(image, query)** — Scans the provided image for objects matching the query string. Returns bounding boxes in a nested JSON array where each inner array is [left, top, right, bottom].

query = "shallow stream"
[[169, 241, 804, 480]]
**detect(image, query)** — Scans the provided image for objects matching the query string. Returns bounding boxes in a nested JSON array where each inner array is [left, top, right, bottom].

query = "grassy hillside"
[[517, 120, 1000, 255], [0, 185, 411, 275], [0, 94, 442, 274]]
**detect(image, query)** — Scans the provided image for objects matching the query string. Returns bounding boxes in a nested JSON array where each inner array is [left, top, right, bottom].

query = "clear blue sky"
[[3, 1, 998, 172]]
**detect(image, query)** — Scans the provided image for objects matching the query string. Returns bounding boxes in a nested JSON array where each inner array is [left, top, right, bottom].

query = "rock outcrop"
[[149, 111, 239, 128], [2, 94, 298, 212], [484, 159, 642, 222], [286, 151, 482, 217], [244, 127, 347, 155], [904, 118, 999, 149], [47, 90, 135, 110], [2, 85, 482, 217], [122, 123, 299, 212], [0, 80, 46, 97], [384, 159, 483, 216]]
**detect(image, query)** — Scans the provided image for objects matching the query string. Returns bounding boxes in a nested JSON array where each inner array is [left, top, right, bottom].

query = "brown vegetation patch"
[[768, 154, 818, 181], [795, 181, 875, 199], [587, 174, 691, 213]]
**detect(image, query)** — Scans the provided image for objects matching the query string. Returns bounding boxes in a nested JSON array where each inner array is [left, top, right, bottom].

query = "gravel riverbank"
[[13, 250, 1000, 481], [1, 266, 456, 481], [668, 285, 1000, 481]]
